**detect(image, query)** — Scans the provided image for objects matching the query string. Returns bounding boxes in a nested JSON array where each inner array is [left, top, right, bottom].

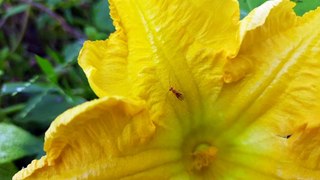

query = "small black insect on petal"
[[285, 134, 292, 139]]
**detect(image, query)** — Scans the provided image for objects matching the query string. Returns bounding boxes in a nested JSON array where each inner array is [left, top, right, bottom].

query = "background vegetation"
[[0, 0, 319, 178]]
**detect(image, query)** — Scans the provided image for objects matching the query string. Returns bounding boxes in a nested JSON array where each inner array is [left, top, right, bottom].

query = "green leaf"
[[46, 47, 63, 64], [0, 123, 42, 164], [293, 0, 320, 16], [1, 104, 25, 116], [3, 4, 30, 19], [238, 0, 266, 12], [1, 81, 58, 96], [0, 47, 9, 63], [0, 162, 18, 180], [35, 55, 58, 83], [239, 0, 251, 13], [240, 9, 249, 19], [84, 26, 107, 40], [14, 92, 86, 130], [36, 14, 52, 30], [238, 0, 320, 18], [92, 0, 115, 33], [62, 40, 83, 63], [46, 0, 64, 9]]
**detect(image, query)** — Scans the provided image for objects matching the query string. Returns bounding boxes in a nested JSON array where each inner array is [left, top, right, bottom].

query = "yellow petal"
[[229, 124, 320, 179], [240, 0, 297, 46], [214, 2, 320, 178], [78, 33, 129, 98], [219, 1, 320, 128], [79, 0, 240, 123], [225, 0, 298, 82], [13, 97, 185, 179], [279, 124, 320, 179], [15, 0, 320, 179]]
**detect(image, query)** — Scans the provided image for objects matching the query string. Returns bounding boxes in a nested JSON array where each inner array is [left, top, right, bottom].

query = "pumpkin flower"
[[14, 0, 320, 179]]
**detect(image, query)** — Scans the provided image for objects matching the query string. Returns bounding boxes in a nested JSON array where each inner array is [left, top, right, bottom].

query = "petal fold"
[[289, 125, 320, 169], [13, 97, 183, 179], [214, 3, 320, 178], [218, 2, 320, 130], [225, 0, 298, 82], [79, 0, 240, 124], [240, 0, 297, 45]]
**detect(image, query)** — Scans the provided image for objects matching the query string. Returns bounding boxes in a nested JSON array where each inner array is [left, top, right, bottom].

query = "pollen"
[[191, 143, 218, 172]]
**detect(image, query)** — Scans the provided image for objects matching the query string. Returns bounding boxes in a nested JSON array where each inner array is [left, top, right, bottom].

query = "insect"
[[169, 87, 184, 100], [277, 134, 292, 139]]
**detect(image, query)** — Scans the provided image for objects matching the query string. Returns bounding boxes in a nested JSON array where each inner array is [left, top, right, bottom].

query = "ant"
[[169, 87, 184, 100]]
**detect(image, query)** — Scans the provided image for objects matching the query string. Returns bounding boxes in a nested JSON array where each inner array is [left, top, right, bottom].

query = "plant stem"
[[19, 0, 86, 39], [2, 104, 25, 115], [11, 5, 30, 53]]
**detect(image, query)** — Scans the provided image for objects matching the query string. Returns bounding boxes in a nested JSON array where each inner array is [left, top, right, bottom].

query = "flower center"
[[191, 143, 218, 172]]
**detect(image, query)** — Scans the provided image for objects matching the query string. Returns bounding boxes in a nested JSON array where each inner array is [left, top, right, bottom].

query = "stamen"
[[191, 143, 218, 171]]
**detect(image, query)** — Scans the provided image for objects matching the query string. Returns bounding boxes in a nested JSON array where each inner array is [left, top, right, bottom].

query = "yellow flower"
[[14, 0, 320, 179]]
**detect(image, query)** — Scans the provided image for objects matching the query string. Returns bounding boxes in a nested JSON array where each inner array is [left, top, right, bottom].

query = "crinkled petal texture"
[[79, 0, 240, 122], [15, 0, 320, 179], [14, 97, 182, 179], [221, 0, 320, 178]]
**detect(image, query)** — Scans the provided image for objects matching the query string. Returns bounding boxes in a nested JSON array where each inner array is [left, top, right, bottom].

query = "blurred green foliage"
[[239, 0, 320, 18], [0, 0, 113, 178], [0, 0, 319, 178]]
